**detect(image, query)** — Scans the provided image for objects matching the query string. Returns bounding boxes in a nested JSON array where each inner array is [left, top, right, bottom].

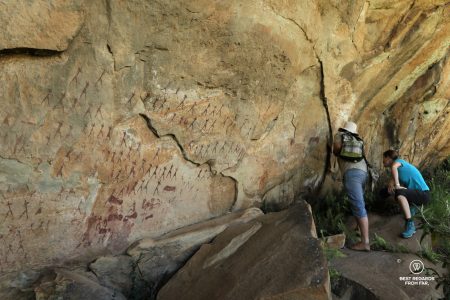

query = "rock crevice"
[[0, 48, 64, 58]]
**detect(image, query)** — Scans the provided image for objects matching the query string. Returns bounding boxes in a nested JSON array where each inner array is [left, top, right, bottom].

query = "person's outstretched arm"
[[390, 161, 404, 191]]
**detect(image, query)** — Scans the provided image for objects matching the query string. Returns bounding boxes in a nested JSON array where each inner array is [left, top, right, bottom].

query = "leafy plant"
[[337, 221, 359, 244], [311, 173, 398, 243], [322, 246, 347, 261], [416, 158, 450, 256], [371, 233, 410, 253], [328, 267, 341, 280], [416, 184, 450, 239], [416, 157, 450, 300], [417, 244, 444, 264], [310, 191, 352, 237], [423, 266, 450, 300], [321, 244, 346, 281], [371, 233, 388, 250]]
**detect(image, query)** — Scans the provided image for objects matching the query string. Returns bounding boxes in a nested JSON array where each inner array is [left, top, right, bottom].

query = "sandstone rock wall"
[[0, 0, 448, 275]]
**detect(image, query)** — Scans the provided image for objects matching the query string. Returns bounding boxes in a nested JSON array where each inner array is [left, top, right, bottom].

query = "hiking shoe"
[[350, 242, 370, 252], [401, 220, 416, 238]]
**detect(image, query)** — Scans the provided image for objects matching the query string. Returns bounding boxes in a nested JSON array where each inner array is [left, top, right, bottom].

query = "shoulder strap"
[[363, 154, 371, 168], [339, 129, 363, 141], [350, 132, 363, 141], [356, 138, 371, 168]]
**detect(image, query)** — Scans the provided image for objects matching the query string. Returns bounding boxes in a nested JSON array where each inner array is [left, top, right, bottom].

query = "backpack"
[[339, 130, 364, 162]]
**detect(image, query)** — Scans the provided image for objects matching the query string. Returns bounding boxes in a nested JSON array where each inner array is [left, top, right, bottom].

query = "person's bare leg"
[[351, 216, 370, 251], [356, 216, 369, 244], [397, 195, 411, 219]]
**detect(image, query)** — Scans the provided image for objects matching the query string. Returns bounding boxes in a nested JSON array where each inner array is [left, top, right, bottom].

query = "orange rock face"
[[0, 0, 448, 278]]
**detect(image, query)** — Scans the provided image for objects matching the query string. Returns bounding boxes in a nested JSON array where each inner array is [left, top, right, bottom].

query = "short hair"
[[383, 149, 398, 160]]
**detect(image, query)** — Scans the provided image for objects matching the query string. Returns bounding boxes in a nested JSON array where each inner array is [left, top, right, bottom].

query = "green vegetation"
[[322, 245, 347, 261], [371, 233, 409, 253], [311, 173, 399, 245], [312, 157, 450, 298], [328, 267, 341, 280], [417, 244, 444, 264], [311, 191, 353, 238], [417, 164, 450, 242], [321, 243, 346, 281], [311, 187, 395, 248], [416, 157, 450, 299]]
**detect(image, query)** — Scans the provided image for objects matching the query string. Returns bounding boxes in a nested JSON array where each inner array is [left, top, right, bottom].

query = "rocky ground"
[[329, 213, 446, 300], [347, 212, 431, 253], [1, 202, 446, 300], [1, 201, 332, 299], [331, 249, 444, 300]]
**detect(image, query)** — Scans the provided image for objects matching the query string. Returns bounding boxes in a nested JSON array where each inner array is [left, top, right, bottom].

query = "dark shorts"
[[395, 188, 431, 205]]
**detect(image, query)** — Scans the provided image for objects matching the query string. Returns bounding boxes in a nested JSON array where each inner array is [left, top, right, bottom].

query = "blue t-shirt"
[[395, 159, 429, 191]]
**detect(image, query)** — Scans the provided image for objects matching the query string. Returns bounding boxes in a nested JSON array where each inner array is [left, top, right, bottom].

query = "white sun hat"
[[341, 121, 358, 134]]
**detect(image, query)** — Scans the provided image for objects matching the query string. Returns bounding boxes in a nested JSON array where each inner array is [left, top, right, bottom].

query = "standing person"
[[333, 121, 370, 251], [382, 150, 431, 238]]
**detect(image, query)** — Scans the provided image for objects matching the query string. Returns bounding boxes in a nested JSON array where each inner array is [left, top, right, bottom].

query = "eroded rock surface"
[[158, 201, 331, 300], [0, 0, 448, 286], [0, 205, 263, 299], [34, 268, 127, 300], [127, 207, 263, 299], [0, 1, 84, 52], [330, 249, 444, 300]]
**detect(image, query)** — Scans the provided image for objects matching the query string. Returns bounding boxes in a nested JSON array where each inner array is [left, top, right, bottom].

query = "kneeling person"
[[382, 150, 431, 238]]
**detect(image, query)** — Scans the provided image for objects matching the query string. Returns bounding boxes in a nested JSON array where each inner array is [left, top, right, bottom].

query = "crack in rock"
[[0, 47, 63, 58], [317, 58, 334, 188], [138, 113, 239, 211]]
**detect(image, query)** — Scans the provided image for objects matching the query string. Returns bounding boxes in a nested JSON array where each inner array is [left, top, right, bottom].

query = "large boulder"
[[89, 255, 134, 298], [158, 201, 331, 300], [127, 207, 263, 299], [69, 207, 264, 300], [0, 270, 40, 300]]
